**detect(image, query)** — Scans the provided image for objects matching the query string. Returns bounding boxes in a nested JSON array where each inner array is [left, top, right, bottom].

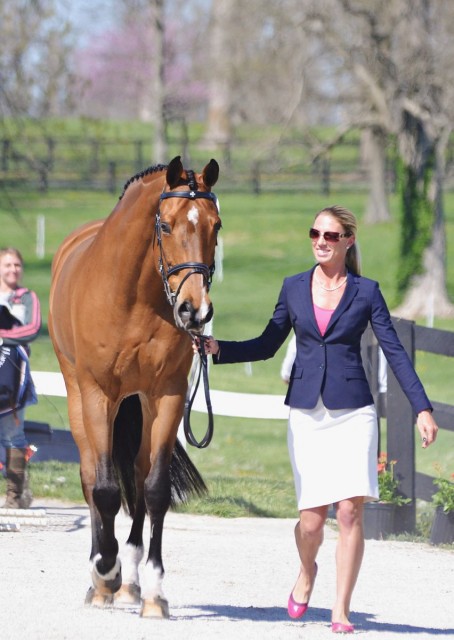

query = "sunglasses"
[[309, 228, 351, 243]]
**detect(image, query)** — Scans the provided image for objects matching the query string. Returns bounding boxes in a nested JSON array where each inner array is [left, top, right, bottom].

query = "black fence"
[[0, 134, 397, 195], [363, 319, 454, 532]]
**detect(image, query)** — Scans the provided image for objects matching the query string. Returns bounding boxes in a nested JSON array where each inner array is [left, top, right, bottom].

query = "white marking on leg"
[[91, 553, 121, 580], [120, 543, 144, 585], [141, 562, 165, 601], [187, 205, 199, 226]]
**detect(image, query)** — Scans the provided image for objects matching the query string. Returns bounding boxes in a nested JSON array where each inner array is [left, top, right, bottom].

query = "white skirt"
[[287, 397, 379, 510]]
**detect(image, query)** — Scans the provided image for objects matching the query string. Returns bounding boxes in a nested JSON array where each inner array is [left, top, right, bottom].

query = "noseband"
[[156, 188, 218, 308]]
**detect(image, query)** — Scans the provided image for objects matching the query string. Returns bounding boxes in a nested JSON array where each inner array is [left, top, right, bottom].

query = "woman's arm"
[[0, 290, 41, 346], [370, 283, 438, 446]]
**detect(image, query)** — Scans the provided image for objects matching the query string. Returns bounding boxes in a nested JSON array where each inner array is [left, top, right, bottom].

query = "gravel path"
[[0, 500, 452, 640]]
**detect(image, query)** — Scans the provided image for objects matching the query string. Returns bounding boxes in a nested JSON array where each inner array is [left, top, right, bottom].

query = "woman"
[[0, 247, 41, 509], [197, 205, 438, 633]]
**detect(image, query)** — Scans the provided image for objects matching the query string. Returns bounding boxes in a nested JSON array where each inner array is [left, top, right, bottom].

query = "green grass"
[[1, 184, 453, 522]]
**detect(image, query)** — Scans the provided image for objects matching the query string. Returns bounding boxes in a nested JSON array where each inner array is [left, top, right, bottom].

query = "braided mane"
[[119, 163, 168, 200]]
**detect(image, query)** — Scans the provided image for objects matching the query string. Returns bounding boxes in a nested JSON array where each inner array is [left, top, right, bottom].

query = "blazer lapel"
[[324, 270, 359, 335], [300, 266, 323, 336]]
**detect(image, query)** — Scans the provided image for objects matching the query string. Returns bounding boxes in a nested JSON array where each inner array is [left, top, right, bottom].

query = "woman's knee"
[[336, 498, 363, 530], [298, 507, 327, 537]]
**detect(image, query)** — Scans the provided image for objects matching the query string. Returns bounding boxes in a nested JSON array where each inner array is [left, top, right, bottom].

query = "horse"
[[48, 156, 222, 618]]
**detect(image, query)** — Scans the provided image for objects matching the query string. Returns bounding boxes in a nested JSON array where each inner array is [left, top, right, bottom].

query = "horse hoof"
[[91, 557, 122, 595], [85, 587, 114, 608], [140, 596, 170, 619], [114, 583, 141, 605]]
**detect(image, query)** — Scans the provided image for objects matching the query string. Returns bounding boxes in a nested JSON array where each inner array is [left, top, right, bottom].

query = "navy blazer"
[[215, 265, 432, 414]]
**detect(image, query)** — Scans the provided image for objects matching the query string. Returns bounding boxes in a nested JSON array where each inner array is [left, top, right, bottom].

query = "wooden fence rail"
[[363, 319, 454, 533], [0, 134, 397, 195]]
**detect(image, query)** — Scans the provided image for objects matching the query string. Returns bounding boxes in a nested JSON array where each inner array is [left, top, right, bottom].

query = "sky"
[[62, 0, 117, 46]]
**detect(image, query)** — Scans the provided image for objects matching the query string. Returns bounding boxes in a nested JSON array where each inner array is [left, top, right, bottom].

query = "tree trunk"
[[362, 128, 391, 224], [149, 0, 167, 164], [202, 0, 234, 150], [393, 124, 454, 320]]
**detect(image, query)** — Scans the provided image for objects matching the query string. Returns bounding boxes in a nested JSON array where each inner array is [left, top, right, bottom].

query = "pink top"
[[314, 304, 334, 336]]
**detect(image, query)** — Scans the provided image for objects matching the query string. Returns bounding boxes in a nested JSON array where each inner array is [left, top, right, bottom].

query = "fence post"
[[251, 161, 261, 195], [46, 137, 55, 171], [322, 157, 330, 195], [135, 140, 144, 171], [2, 138, 10, 172], [90, 140, 100, 174], [108, 161, 116, 194], [386, 317, 416, 533]]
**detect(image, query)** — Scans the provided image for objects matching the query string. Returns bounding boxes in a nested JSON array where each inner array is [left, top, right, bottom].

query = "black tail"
[[112, 394, 142, 516], [169, 438, 208, 507], [113, 394, 207, 516]]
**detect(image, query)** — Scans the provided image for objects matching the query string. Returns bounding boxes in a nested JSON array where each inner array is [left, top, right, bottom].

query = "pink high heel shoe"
[[331, 622, 355, 633], [287, 562, 318, 619]]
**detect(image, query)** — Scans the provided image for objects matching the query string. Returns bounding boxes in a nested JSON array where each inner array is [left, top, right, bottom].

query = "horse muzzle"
[[174, 299, 213, 333]]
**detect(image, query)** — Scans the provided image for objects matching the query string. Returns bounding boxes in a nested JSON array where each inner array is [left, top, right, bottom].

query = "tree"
[[305, 0, 454, 318], [0, 0, 75, 119], [201, 0, 237, 150], [391, 2, 454, 318], [0, 0, 76, 188]]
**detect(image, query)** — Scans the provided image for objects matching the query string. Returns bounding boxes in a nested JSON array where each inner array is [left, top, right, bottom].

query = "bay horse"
[[48, 156, 221, 618]]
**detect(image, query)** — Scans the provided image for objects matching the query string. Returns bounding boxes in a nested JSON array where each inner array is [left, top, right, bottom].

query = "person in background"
[[196, 205, 438, 634], [0, 247, 41, 509]]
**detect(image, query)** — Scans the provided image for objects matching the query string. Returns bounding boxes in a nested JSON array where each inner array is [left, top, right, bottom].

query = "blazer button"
[[319, 364, 324, 369]]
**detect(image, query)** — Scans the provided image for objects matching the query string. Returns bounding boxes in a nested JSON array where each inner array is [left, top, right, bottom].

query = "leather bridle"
[[155, 185, 218, 449], [156, 189, 218, 308]]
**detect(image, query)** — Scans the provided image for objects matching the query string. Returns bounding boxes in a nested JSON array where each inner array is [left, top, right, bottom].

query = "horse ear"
[[166, 156, 183, 189], [202, 159, 219, 189]]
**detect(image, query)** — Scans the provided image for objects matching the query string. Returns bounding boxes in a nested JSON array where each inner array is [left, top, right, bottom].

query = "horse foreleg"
[[140, 448, 172, 619], [114, 496, 146, 605], [89, 452, 122, 598]]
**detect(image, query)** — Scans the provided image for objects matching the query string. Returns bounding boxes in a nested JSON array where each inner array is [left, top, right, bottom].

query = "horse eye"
[[214, 221, 222, 233], [161, 222, 171, 235]]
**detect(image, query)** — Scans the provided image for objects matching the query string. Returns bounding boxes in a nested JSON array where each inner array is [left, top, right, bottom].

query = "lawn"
[[1, 182, 453, 522]]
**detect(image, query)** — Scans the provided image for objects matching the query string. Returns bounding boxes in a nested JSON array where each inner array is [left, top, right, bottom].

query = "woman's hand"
[[192, 335, 220, 357], [416, 410, 438, 448]]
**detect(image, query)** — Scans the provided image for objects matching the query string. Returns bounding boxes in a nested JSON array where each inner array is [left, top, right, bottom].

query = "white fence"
[[31, 371, 290, 421]]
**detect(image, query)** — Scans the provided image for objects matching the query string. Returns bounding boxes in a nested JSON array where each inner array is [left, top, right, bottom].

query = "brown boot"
[[1, 448, 33, 509]]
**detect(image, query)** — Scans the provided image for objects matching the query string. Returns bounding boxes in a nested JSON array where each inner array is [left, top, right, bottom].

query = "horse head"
[[156, 156, 221, 334]]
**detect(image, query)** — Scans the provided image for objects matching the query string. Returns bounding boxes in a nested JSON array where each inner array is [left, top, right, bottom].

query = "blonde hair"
[[314, 205, 361, 275], [0, 247, 24, 266]]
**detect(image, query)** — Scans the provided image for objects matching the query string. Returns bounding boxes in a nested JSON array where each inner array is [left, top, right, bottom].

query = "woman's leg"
[[0, 410, 27, 449], [0, 410, 31, 508], [291, 505, 328, 603], [332, 497, 365, 625]]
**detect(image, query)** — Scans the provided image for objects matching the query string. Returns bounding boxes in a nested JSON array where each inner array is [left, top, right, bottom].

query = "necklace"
[[314, 267, 347, 292]]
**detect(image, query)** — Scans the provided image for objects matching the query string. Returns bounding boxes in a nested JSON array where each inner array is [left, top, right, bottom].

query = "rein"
[[183, 335, 213, 448], [156, 186, 217, 449]]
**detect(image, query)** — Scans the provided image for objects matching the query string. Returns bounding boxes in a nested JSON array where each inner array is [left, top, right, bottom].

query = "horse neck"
[[97, 177, 164, 295]]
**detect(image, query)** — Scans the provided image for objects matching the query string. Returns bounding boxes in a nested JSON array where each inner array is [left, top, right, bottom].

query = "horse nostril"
[[176, 300, 213, 329], [178, 301, 193, 323]]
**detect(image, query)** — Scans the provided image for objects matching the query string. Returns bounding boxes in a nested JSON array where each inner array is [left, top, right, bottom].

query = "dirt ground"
[[0, 500, 453, 640]]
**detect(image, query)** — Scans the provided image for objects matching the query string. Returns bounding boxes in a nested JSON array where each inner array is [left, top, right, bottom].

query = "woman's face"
[[310, 213, 354, 270], [0, 253, 23, 290]]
